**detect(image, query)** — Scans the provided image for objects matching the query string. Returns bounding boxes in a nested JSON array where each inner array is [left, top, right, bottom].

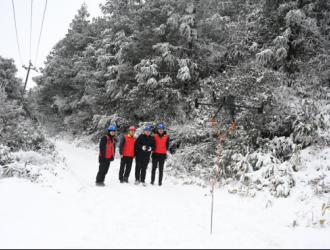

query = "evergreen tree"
[[0, 56, 23, 100]]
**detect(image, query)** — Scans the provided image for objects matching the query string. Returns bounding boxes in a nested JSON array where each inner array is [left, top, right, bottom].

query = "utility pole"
[[21, 60, 38, 105]]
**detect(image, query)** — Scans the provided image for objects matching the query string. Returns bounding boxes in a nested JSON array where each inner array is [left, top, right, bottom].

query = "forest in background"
[[1, 0, 330, 201]]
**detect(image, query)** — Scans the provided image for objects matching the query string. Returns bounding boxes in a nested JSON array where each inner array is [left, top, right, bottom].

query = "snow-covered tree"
[[28, 0, 330, 200], [0, 56, 23, 100]]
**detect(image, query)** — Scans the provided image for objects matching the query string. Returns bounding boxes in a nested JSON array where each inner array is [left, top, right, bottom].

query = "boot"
[[135, 181, 140, 185], [96, 182, 105, 187]]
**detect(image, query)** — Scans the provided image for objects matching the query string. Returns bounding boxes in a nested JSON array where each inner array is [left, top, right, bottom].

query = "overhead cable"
[[35, 0, 48, 66], [11, 0, 23, 66], [29, 0, 33, 60]]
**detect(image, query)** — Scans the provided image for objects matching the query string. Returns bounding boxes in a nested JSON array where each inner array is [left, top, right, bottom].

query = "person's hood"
[[107, 131, 115, 140]]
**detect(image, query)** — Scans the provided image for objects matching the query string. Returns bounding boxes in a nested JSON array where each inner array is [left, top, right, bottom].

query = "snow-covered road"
[[0, 140, 329, 249]]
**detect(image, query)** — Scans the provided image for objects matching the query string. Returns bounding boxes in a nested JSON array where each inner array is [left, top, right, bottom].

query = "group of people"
[[96, 124, 170, 187]]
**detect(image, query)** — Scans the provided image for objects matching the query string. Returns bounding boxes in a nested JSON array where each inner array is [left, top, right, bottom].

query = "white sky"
[[0, 0, 105, 89]]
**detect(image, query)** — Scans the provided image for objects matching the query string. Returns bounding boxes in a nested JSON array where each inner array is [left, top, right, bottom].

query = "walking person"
[[96, 125, 117, 187], [119, 126, 137, 184], [135, 125, 156, 187], [151, 124, 170, 186]]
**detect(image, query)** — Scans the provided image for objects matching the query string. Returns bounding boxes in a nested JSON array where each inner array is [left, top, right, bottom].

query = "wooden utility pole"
[[21, 60, 38, 105]]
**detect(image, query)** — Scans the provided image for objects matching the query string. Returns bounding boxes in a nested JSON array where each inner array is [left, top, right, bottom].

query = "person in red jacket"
[[96, 125, 116, 187], [119, 126, 137, 183], [151, 124, 170, 186]]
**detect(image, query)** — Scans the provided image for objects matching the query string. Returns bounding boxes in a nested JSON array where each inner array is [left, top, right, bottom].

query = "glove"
[[142, 146, 148, 151], [148, 147, 152, 152]]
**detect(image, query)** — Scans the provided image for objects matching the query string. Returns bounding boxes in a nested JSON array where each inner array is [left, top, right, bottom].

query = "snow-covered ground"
[[0, 140, 329, 249]]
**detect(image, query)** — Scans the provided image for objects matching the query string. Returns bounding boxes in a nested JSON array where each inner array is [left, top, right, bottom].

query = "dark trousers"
[[96, 160, 111, 183], [119, 156, 134, 181], [135, 159, 150, 183], [151, 158, 165, 185]]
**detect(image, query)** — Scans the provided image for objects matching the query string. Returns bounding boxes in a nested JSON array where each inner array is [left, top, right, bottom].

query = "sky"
[[0, 0, 105, 89]]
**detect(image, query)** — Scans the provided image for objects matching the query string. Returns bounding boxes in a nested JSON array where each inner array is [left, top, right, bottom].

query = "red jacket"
[[154, 134, 169, 154], [105, 135, 115, 159], [99, 134, 115, 161], [120, 134, 136, 157]]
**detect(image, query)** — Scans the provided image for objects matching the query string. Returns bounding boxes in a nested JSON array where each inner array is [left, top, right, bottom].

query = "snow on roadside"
[[0, 140, 329, 249], [0, 145, 75, 190], [290, 147, 330, 228]]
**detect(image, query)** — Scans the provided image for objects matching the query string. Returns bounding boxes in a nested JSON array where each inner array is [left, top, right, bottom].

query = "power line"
[[30, 0, 33, 60], [11, 0, 23, 66], [35, 0, 48, 66]]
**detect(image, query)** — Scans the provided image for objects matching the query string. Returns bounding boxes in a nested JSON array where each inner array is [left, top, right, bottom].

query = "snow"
[[0, 140, 330, 249], [11, 150, 53, 165]]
